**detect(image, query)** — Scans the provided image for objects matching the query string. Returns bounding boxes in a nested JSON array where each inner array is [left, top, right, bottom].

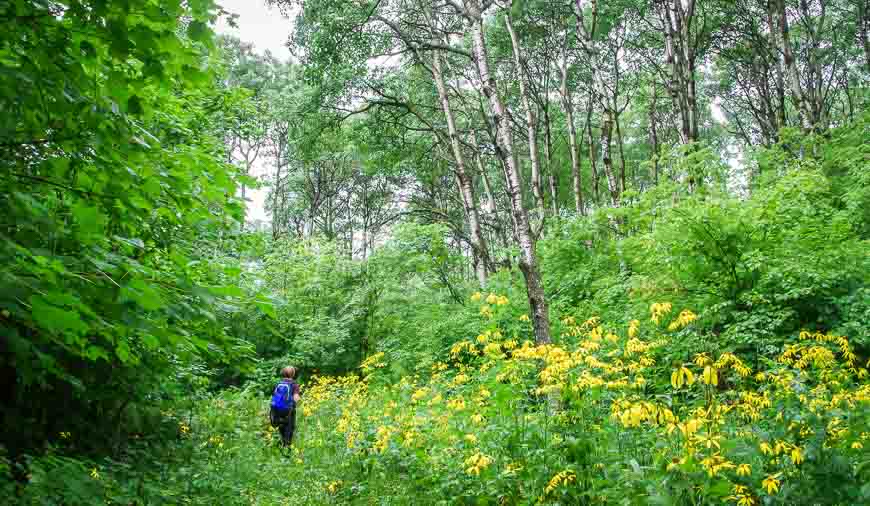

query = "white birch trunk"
[[467, 8, 552, 344]]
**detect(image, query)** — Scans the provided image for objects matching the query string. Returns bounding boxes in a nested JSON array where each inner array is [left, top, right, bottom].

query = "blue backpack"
[[270, 380, 296, 411]]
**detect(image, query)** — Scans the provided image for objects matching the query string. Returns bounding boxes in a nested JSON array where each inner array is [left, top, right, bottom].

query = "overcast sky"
[[215, 0, 296, 223]]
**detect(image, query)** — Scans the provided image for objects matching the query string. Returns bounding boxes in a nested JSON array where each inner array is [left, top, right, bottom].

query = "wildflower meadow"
[[81, 295, 866, 505]]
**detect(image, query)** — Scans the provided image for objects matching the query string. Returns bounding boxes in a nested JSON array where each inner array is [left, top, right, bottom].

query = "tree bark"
[[542, 107, 559, 215], [465, 3, 552, 345], [600, 110, 620, 207], [615, 112, 627, 193], [657, 0, 700, 144], [584, 94, 599, 206], [431, 48, 492, 285], [505, 12, 545, 216], [777, 0, 815, 130], [766, 0, 788, 130], [860, 0, 870, 74], [558, 48, 584, 215], [471, 129, 497, 215], [573, 0, 620, 204], [649, 81, 660, 185]]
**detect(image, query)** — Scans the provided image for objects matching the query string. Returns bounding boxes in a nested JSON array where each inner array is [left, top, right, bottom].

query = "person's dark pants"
[[276, 408, 296, 446]]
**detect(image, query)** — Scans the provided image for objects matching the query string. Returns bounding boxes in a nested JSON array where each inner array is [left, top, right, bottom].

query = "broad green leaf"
[[30, 295, 88, 336]]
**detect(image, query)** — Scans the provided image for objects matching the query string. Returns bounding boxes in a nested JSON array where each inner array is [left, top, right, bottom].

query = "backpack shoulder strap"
[[287, 381, 296, 400]]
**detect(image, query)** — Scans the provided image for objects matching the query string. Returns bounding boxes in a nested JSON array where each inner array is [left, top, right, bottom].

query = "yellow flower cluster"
[[360, 352, 386, 375], [464, 451, 492, 476], [650, 302, 673, 324], [543, 469, 576, 494], [471, 292, 510, 318], [667, 309, 698, 331], [287, 300, 869, 505], [206, 435, 224, 448]]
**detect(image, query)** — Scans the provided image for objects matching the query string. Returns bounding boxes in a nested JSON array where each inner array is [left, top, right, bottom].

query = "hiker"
[[269, 366, 301, 447]]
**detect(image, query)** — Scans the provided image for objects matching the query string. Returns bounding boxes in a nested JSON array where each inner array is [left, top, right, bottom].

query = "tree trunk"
[[649, 81, 660, 185], [860, 0, 870, 74], [766, 0, 787, 131], [615, 112, 626, 193], [468, 10, 552, 345], [543, 108, 559, 215], [600, 110, 620, 207], [584, 95, 599, 206], [505, 13, 545, 216], [432, 48, 492, 285], [777, 0, 813, 130], [659, 0, 699, 144], [471, 130, 497, 215], [558, 51, 584, 215]]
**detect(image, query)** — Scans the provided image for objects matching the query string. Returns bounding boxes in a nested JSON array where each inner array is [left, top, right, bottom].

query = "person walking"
[[269, 366, 301, 447]]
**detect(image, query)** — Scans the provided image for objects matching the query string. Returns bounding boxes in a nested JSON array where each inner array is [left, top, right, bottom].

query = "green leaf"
[[114, 236, 145, 249], [140, 333, 160, 350], [255, 300, 277, 319], [30, 295, 88, 337], [72, 201, 106, 241], [84, 345, 110, 361], [127, 94, 143, 115], [122, 279, 166, 311], [115, 340, 133, 363], [187, 21, 209, 42]]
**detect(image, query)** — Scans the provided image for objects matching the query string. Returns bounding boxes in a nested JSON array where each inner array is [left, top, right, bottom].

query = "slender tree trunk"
[[615, 112, 626, 193], [543, 108, 558, 215], [649, 81, 660, 185], [272, 162, 282, 240], [584, 95, 599, 206], [471, 130, 497, 215], [659, 0, 699, 144], [432, 48, 491, 285], [777, 0, 813, 130], [558, 52, 584, 215], [600, 110, 620, 207], [468, 9, 551, 345], [767, 1, 787, 130], [860, 0, 870, 74], [505, 13, 545, 216]]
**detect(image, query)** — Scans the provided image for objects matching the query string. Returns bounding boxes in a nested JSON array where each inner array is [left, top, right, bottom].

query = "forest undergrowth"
[[17, 299, 868, 505]]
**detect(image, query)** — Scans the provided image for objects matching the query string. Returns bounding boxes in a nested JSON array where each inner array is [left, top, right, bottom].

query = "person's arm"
[[293, 383, 301, 403]]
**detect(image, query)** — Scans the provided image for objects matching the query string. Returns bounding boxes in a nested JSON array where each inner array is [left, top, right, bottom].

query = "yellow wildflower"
[[762, 474, 781, 494], [702, 365, 718, 386], [650, 302, 673, 324], [628, 319, 640, 338], [790, 446, 804, 465], [544, 470, 576, 494], [464, 452, 492, 476], [671, 366, 696, 389]]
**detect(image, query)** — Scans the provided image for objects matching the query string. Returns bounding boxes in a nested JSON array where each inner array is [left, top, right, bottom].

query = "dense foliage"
[[0, 0, 261, 467]]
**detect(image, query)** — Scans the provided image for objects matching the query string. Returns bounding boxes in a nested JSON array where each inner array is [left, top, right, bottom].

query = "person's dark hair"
[[281, 366, 297, 379]]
